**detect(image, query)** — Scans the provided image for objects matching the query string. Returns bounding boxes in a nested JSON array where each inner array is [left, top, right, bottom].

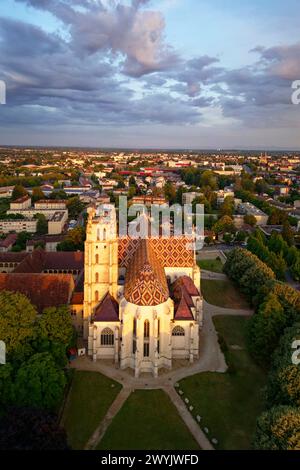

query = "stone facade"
[[84, 204, 203, 378]]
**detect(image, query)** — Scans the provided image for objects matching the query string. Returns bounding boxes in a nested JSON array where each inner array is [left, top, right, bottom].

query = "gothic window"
[[172, 326, 185, 336], [143, 342, 150, 357], [133, 318, 137, 336], [103, 228, 107, 241], [101, 328, 114, 346], [95, 254, 99, 264], [144, 320, 150, 338], [132, 339, 136, 354], [95, 272, 99, 283], [95, 290, 99, 302]]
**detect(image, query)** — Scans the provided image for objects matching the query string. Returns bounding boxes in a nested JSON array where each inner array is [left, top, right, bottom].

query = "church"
[[0, 203, 203, 378], [83, 204, 203, 377]]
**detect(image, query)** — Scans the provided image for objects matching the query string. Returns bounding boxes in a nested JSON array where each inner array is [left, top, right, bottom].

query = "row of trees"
[[224, 248, 300, 449], [247, 229, 300, 281]]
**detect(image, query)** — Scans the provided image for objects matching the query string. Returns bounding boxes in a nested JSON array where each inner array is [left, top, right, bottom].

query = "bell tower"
[[83, 204, 118, 338]]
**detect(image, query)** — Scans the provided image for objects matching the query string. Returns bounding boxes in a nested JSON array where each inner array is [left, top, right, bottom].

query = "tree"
[[14, 353, 66, 410], [247, 293, 286, 366], [34, 213, 48, 235], [0, 407, 69, 450], [213, 215, 235, 235], [57, 226, 85, 251], [0, 291, 36, 359], [11, 185, 28, 201], [223, 233, 233, 244], [50, 190, 67, 200], [282, 221, 294, 246], [164, 182, 177, 204], [243, 214, 257, 227], [37, 306, 74, 347], [291, 256, 300, 281], [220, 196, 234, 217], [0, 364, 15, 410], [235, 230, 247, 242], [253, 406, 300, 450], [67, 196, 85, 219], [31, 187, 45, 203], [267, 251, 287, 281], [266, 324, 300, 408], [11, 231, 31, 251], [200, 170, 217, 190], [129, 176, 136, 186]]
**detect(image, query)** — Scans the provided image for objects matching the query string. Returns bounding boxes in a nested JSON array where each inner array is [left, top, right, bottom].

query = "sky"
[[0, 0, 300, 149]]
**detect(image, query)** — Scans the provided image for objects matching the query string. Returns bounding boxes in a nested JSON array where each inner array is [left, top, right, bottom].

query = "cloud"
[[2, 0, 300, 137]]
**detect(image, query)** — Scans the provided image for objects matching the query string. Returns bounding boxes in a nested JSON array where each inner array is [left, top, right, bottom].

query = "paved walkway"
[[70, 269, 252, 451], [85, 387, 132, 450]]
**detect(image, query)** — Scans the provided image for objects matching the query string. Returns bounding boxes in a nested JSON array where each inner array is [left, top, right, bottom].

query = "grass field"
[[179, 316, 267, 450], [61, 370, 121, 450], [97, 389, 200, 450], [201, 279, 249, 309], [198, 258, 224, 273]]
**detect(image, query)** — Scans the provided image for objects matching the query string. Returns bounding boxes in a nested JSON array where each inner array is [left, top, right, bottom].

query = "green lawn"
[[198, 259, 224, 273], [179, 316, 267, 450], [97, 389, 200, 450], [201, 279, 249, 309], [61, 370, 122, 450]]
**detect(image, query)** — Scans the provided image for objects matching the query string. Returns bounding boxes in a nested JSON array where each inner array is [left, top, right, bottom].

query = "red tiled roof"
[[124, 239, 169, 306], [71, 292, 84, 305], [174, 295, 194, 320], [13, 250, 84, 273], [171, 276, 199, 321], [44, 252, 84, 271], [173, 275, 200, 297], [0, 234, 17, 248], [93, 293, 119, 322], [13, 195, 30, 203], [0, 273, 75, 313], [0, 252, 28, 264], [13, 249, 46, 273]]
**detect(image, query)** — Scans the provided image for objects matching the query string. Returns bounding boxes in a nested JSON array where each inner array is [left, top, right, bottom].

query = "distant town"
[[0, 146, 300, 452], [0, 147, 300, 257]]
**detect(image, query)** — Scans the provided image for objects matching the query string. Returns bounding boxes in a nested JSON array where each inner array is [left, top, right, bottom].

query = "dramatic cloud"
[[1, 0, 300, 140]]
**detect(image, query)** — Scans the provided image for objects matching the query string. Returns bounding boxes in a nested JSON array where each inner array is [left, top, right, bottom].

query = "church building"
[[84, 204, 203, 377]]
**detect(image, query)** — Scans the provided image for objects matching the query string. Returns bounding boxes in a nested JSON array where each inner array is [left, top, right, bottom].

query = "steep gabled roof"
[[171, 275, 200, 321], [0, 273, 75, 313], [93, 293, 119, 322], [124, 239, 169, 306]]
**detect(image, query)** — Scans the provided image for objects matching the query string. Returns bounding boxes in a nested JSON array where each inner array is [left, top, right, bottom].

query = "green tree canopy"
[[253, 406, 300, 450], [31, 187, 45, 203], [37, 306, 74, 347], [247, 293, 286, 366], [266, 324, 300, 408], [0, 291, 36, 358], [14, 352, 66, 410], [12, 185, 28, 201]]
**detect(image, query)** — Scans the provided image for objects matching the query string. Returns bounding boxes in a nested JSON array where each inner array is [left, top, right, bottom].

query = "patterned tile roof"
[[93, 292, 119, 322], [124, 239, 169, 306], [119, 236, 194, 268]]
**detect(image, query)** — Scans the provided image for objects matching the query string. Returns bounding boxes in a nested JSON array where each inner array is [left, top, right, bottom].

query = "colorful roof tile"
[[124, 239, 169, 306]]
